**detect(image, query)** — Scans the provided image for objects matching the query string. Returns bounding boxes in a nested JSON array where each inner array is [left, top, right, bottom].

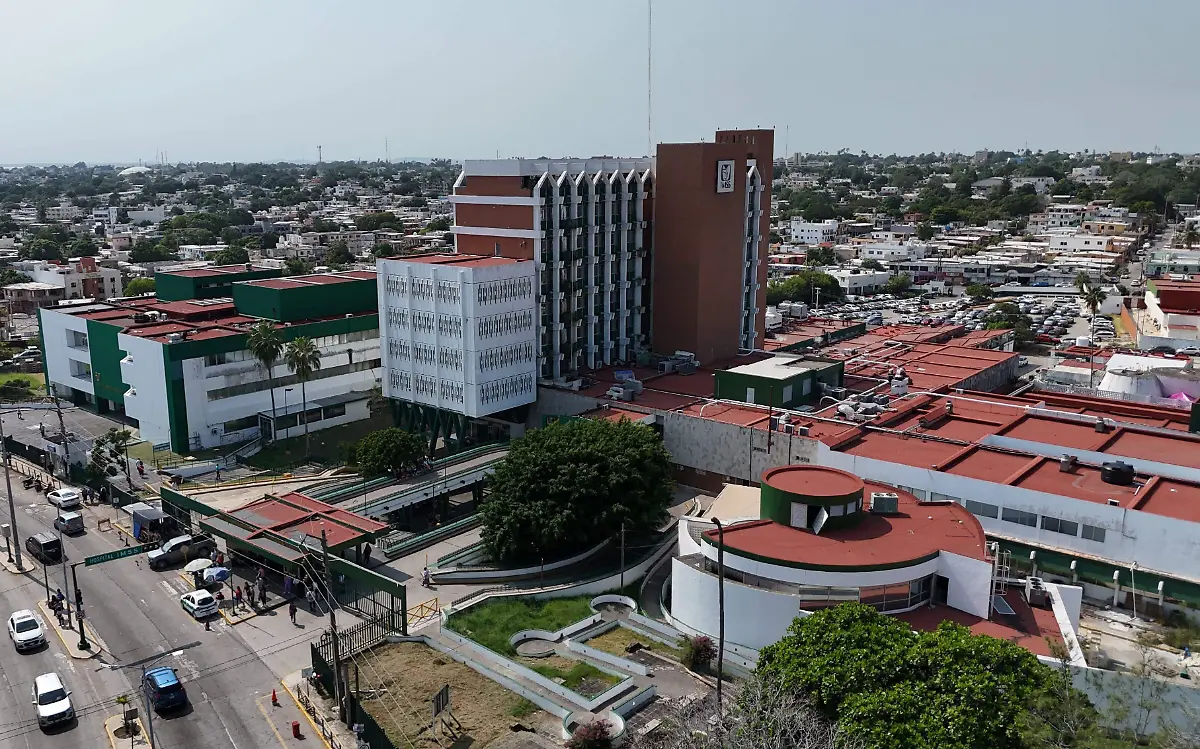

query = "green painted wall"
[[713, 363, 841, 409], [156, 267, 282, 302], [702, 533, 935, 572], [232, 277, 377, 322], [86, 319, 127, 407], [759, 480, 862, 529], [163, 347, 189, 452], [161, 313, 379, 363]]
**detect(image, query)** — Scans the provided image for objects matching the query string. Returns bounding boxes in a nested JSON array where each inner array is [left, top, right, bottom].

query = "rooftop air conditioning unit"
[[795, 425, 810, 436], [869, 492, 900, 514]]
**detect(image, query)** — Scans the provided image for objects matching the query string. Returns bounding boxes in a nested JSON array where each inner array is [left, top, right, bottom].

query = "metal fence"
[[310, 645, 396, 749], [314, 617, 394, 664]]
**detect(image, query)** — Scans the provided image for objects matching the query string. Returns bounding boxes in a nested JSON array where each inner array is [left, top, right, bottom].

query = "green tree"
[[805, 245, 836, 266], [70, 236, 98, 257], [129, 240, 177, 263], [965, 283, 993, 300], [422, 216, 452, 233], [0, 269, 32, 286], [757, 604, 1084, 749], [213, 245, 250, 265], [247, 320, 284, 435], [480, 418, 673, 565], [765, 270, 844, 307], [283, 337, 322, 456], [1074, 270, 1092, 294], [324, 240, 354, 265], [860, 259, 885, 271], [123, 277, 156, 296], [371, 242, 396, 257], [19, 238, 64, 261], [352, 428, 427, 477], [883, 272, 911, 294], [1183, 225, 1199, 249], [284, 258, 313, 276]]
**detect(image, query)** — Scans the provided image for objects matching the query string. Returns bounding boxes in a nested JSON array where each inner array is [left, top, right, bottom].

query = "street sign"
[[84, 543, 158, 566], [431, 684, 450, 719]]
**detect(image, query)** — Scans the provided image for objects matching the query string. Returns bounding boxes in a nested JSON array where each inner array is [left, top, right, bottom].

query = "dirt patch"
[[516, 654, 577, 672], [359, 641, 552, 748], [587, 627, 681, 661]]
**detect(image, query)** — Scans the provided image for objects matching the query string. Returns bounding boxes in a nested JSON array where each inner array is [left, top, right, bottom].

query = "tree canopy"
[[804, 245, 837, 266], [766, 270, 844, 306], [884, 272, 911, 293], [965, 283, 993, 300], [351, 428, 427, 477], [123, 277, 156, 296], [480, 418, 673, 565], [860, 259, 884, 271], [757, 604, 1094, 749], [324, 240, 354, 265]]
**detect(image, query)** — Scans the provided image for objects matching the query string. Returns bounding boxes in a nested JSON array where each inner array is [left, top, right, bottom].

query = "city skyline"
[[3, 0, 1199, 164]]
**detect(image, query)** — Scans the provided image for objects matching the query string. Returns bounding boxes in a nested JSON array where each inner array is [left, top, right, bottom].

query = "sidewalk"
[[281, 669, 361, 749], [104, 715, 149, 749], [36, 599, 107, 658], [0, 542, 37, 575]]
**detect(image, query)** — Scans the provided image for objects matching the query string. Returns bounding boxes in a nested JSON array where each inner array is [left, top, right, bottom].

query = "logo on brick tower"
[[716, 160, 735, 193]]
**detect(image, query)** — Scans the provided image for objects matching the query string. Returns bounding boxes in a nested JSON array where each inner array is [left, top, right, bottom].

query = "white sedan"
[[46, 489, 82, 509], [8, 610, 45, 651], [180, 590, 218, 619]]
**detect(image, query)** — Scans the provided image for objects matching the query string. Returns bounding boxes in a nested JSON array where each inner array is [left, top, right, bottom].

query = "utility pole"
[[58, 512, 71, 629], [52, 397, 68, 479], [320, 528, 343, 722], [0, 412, 23, 569], [619, 522, 626, 590], [713, 517, 725, 718], [71, 564, 89, 650]]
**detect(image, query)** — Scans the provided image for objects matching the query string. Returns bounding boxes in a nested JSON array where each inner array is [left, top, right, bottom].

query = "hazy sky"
[[2, 1, 1197, 164]]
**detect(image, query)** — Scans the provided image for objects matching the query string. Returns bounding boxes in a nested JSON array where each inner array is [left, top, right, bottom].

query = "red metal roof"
[[897, 590, 1063, 657], [703, 482, 987, 568], [230, 491, 388, 549]]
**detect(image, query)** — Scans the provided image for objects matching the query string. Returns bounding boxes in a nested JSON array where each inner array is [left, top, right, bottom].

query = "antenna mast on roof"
[[317, 145, 323, 165], [647, 0, 652, 156]]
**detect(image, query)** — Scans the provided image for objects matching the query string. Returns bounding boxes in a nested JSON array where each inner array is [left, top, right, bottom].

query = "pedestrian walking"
[[306, 588, 316, 613], [289, 601, 297, 624], [234, 586, 243, 610], [258, 583, 267, 607]]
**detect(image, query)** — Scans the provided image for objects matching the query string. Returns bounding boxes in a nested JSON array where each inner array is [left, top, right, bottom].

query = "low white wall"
[[938, 551, 992, 619], [417, 635, 571, 719], [565, 640, 650, 676], [1045, 582, 1087, 667], [670, 557, 803, 651]]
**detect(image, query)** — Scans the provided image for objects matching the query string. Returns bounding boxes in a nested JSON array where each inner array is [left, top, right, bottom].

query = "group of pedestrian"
[[281, 573, 318, 624]]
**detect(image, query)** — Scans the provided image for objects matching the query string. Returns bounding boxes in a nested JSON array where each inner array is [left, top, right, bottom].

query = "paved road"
[[0, 478, 315, 749]]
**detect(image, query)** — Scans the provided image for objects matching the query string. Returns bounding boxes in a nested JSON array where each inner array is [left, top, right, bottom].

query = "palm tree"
[[1184, 225, 1199, 249], [284, 337, 322, 456], [246, 321, 283, 441], [1083, 286, 1108, 388], [1074, 270, 1091, 294]]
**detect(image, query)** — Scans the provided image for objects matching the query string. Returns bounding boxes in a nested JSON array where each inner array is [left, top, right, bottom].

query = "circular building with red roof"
[[669, 465, 995, 651]]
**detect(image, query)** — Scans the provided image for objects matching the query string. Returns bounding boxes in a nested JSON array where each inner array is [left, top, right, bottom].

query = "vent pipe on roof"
[[1059, 454, 1077, 472]]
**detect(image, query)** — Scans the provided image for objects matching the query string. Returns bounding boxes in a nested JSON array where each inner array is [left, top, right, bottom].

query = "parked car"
[[46, 489, 81, 510], [8, 610, 45, 651], [142, 667, 188, 712], [32, 672, 74, 728], [147, 534, 217, 571], [25, 533, 61, 564], [180, 590, 218, 620], [1177, 347, 1200, 356], [53, 512, 84, 535]]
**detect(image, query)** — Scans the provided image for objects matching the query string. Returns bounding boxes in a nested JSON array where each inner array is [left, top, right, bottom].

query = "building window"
[[1002, 508, 1037, 527], [1081, 524, 1106, 543], [965, 499, 998, 518], [323, 403, 347, 420], [222, 415, 258, 433], [1041, 516, 1079, 537]]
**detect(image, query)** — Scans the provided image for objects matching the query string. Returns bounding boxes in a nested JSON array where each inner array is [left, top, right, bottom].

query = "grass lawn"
[[446, 596, 595, 655], [587, 625, 683, 661], [521, 656, 620, 698], [244, 412, 394, 470], [0, 372, 45, 401]]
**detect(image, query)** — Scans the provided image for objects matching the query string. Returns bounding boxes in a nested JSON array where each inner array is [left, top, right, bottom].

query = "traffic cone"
[[271, 689, 278, 706]]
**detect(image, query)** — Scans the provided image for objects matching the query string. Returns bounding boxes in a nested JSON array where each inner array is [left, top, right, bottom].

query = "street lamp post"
[[283, 388, 295, 440], [70, 563, 88, 651], [0, 408, 24, 569]]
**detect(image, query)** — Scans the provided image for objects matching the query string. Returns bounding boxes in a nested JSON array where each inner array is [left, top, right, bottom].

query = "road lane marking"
[[256, 695, 290, 749]]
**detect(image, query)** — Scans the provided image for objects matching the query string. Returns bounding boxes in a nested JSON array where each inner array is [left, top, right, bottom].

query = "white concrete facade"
[[378, 256, 538, 418], [788, 218, 840, 245]]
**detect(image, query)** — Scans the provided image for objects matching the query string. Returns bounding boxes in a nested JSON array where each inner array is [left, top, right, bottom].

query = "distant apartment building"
[[1009, 176, 1056, 194], [1144, 250, 1200, 278], [13, 257, 121, 301], [1080, 220, 1131, 236], [1047, 232, 1115, 254], [45, 205, 82, 221], [788, 218, 840, 245], [1046, 204, 1086, 228], [3, 282, 65, 313]]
